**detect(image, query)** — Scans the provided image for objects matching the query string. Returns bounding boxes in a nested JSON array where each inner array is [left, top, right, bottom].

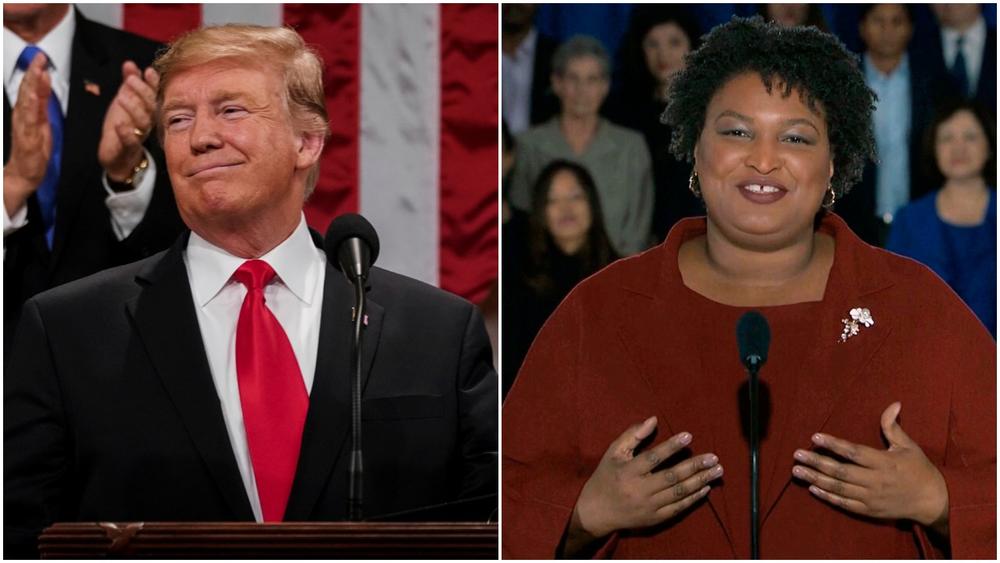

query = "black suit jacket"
[[528, 32, 559, 127], [4, 231, 498, 557], [926, 25, 997, 109], [3, 9, 184, 349]]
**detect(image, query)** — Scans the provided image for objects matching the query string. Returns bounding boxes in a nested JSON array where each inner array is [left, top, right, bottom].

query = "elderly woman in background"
[[887, 100, 996, 338], [503, 17, 994, 559], [503, 160, 618, 397], [611, 4, 703, 243], [508, 35, 653, 257]]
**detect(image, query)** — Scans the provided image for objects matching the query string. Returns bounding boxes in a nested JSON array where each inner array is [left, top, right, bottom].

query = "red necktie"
[[234, 260, 308, 522]]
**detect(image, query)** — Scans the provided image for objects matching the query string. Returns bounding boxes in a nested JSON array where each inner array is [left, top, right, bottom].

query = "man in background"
[[502, 3, 559, 134], [3, 3, 183, 346]]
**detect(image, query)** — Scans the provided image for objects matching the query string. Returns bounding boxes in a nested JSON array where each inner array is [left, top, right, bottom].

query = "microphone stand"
[[347, 270, 367, 521], [747, 356, 761, 560]]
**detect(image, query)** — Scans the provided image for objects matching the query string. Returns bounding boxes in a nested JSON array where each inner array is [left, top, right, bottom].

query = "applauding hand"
[[99, 61, 159, 183], [792, 402, 949, 535], [4, 51, 53, 216]]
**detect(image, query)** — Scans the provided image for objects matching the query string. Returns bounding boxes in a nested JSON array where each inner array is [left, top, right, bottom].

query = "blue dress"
[[886, 189, 997, 338]]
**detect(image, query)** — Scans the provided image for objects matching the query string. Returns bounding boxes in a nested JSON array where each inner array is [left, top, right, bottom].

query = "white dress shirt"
[[941, 16, 987, 95], [3, 7, 156, 241], [502, 28, 538, 135], [183, 214, 327, 522]]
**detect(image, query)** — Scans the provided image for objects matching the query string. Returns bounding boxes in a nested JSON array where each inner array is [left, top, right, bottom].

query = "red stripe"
[[123, 4, 201, 43], [438, 4, 499, 303], [285, 4, 361, 234]]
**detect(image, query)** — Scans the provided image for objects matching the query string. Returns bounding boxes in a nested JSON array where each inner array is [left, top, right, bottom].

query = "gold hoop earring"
[[822, 184, 836, 208], [688, 170, 701, 197]]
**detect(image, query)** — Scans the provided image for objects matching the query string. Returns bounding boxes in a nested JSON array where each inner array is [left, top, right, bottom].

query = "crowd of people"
[[502, 3, 997, 391]]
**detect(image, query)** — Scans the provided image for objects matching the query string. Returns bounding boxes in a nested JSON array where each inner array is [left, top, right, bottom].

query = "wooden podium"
[[38, 521, 497, 559]]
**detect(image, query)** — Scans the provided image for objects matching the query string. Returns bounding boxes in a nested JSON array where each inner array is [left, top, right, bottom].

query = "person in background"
[[836, 4, 945, 246], [887, 100, 995, 338], [611, 4, 702, 244], [3, 4, 183, 347], [508, 35, 653, 257], [930, 3, 996, 108], [758, 3, 829, 31], [502, 3, 559, 135], [503, 159, 617, 398]]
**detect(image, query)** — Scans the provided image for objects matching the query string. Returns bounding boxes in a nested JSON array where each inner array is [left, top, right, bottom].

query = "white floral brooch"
[[839, 307, 874, 343]]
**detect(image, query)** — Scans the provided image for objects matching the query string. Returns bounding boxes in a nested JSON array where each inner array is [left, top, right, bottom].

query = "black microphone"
[[324, 214, 380, 521], [736, 311, 770, 560], [325, 213, 380, 283]]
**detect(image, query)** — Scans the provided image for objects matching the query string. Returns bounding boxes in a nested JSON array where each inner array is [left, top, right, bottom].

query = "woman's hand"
[[562, 416, 722, 556], [792, 402, 949, 535]]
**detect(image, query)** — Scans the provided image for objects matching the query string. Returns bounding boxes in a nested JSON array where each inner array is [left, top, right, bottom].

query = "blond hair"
[[154, 25, 330, 196]]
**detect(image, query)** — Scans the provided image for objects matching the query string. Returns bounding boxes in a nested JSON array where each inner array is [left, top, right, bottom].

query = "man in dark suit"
[[5, 24, 497, 557], [3, 4, 184, 348], [929, 3, 997, 109], [501, 3, 559, 134]]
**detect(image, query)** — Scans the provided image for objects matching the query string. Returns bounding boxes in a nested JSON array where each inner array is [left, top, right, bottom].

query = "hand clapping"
[[4, 51, 53, 216], [98, 61, 159, 183], [792, 402, 949, 534]]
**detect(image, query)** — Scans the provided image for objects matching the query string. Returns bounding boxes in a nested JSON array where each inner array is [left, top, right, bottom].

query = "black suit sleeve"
[[455, 305, 499, 502], [4, 299, 72, 558]]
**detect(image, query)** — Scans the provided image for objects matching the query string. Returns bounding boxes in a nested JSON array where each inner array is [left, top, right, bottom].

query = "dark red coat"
[[503, 213, 995, 558]]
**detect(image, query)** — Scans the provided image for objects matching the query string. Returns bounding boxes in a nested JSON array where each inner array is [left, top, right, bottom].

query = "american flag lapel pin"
[[350, 308, 369, 326], [83, 80, 100, 96]]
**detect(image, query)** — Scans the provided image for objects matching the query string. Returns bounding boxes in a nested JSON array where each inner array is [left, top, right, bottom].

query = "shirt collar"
[[186, 214, 323, 307], [519, 28, 537, 58], [943, 15, 986, 47], [863, 51, 910, 81], [3, 6, 74, 86]]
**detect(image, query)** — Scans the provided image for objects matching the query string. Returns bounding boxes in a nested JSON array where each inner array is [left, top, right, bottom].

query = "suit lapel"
[[760, 216, 895, 525], [50, 10, 117, 266], [284, 262, 385, 520], [614, 243, 738, 556], [127, 236, 254, 520]]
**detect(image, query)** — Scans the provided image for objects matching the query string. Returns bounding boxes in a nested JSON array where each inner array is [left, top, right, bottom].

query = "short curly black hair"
[[662, 16, 876, 198]]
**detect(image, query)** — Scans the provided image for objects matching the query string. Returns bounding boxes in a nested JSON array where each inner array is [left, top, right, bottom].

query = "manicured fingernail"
[[703, 454, 718, 467], [678, 432, 692, 445], [792, 466, 805, 478], [812, 434, 824, 444], [809, 485, 821, 495], [699, 485, 710, 496], [712, 465, 724, 477], [794, 450, 807, 461]]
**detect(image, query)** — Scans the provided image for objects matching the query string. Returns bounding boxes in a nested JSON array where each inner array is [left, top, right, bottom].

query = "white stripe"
[[75, 3, 123, 29], [359, 4, 440, 287], [201, 4, 283, 27]]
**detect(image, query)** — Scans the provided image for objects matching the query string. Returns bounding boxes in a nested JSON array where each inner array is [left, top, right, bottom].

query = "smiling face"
[[694, 72, 834, 249], [553, 56, 610, 119], [160, 60, 320, 248], [935, 109, 990, 182], [642, 22, 691, 87], [544, 169, 593, 251]]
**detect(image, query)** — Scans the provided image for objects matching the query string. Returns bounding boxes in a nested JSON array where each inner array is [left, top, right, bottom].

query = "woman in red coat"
[[502, 17, 995, 559]]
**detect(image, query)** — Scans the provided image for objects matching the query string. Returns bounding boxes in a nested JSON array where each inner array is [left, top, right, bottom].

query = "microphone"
[[324, 214, 380, 521], [325, 213, 380, 283], [736, 311, 770, 560]]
